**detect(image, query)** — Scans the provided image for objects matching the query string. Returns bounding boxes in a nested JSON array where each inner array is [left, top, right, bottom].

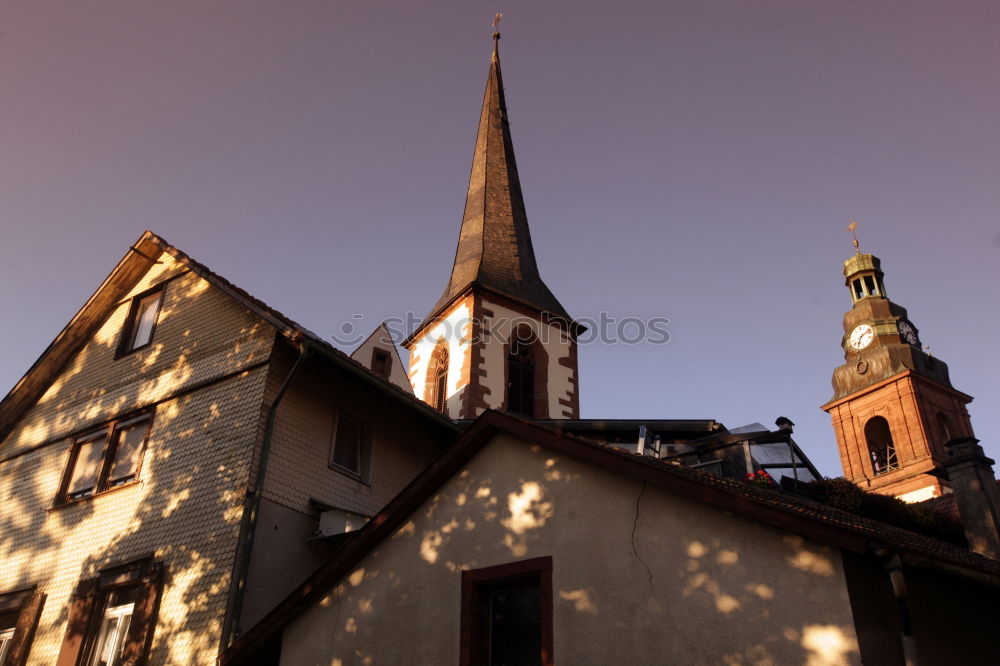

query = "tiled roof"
[[0, 231, 456, 448], [147, 233, 457, 427]]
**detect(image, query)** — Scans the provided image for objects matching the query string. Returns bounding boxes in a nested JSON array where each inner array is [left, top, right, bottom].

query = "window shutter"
[[68, 438, 106, 497], [120, 562, 164, 666], [6, 591, 45, 666], [56, 579, 98, 666], [108, 420, 151, 485]]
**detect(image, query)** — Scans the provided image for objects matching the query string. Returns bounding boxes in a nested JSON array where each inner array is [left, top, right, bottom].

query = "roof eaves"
[[0, 231, 164, 444], [144, 233, 457, 430]]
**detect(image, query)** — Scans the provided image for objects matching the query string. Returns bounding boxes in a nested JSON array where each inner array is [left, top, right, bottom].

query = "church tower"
[[821, 230, 975, 501], [403, 31, 582, 420]]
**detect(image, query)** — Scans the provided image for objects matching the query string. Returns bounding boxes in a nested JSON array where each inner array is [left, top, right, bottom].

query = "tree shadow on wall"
[[1, 272, 275, 664]]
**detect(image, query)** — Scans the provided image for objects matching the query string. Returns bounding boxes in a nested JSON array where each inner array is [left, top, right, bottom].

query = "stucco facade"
[[280, 432, 860, 665]]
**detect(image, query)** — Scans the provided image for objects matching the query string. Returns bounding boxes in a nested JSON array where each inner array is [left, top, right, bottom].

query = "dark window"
[[507, 338, 535, 417], [330, 413, 371, 480], [937, 413, 954, 446], [461, 557, 553, 666], [433, 347, 450, 413], [371, 349, 392, 379], [863, 275, 878, 296], [0, 587, 45, 666], [57, 560, 163, 666], [852, 279, 864, 300], [117, 287, 164, 356], [59, 415, 153, 504], [865, 416, 899, 475]]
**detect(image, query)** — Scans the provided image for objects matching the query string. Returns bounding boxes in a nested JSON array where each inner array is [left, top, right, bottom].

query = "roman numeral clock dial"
[[848, 323, 875, 351]]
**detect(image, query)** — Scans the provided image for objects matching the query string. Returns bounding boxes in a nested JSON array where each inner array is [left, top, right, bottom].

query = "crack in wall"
[[630, 480, 655, 594]]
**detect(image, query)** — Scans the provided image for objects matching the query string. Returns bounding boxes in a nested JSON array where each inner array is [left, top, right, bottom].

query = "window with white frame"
[[88, 588, 137, 666], [0, 623, 14, 666]]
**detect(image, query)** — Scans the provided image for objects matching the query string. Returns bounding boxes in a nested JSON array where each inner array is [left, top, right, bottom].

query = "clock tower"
[[821, 239, 975, 502]]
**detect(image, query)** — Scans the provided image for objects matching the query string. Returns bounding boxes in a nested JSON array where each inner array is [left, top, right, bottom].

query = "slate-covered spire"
[[428, 32, 571, 321]]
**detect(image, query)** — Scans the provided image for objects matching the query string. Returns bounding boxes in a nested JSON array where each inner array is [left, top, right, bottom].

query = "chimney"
[[941, 438, 1000, 558]]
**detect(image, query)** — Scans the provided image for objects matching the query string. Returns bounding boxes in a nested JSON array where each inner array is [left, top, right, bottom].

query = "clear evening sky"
[[1, 1, 998, 477]]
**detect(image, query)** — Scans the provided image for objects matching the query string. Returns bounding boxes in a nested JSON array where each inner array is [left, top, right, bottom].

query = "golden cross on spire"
[[848, 220, 861, 254]]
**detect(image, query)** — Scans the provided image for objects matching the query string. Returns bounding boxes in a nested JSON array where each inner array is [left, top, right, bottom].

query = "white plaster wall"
[[480, 298, 576, 417], [281, 434, 860, 666], [406, 296, 473, 416]]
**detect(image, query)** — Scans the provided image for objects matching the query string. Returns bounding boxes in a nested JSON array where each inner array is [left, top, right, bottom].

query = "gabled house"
[[0, 232, 457, 665], [221, 411, 1000, 666]]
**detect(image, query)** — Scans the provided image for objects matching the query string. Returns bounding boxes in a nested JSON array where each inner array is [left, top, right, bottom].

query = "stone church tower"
[[403, 33, 582, 419], [822, 238, 975, 501]]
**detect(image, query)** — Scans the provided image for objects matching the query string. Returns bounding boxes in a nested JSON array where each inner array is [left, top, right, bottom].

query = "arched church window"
[[507, 330, 536, 417], [864, 416, 899, 475], [433, 347, 449, 413]]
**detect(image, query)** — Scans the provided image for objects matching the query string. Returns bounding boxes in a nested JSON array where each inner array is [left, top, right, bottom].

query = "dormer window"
[[118, 286, 164, 356]]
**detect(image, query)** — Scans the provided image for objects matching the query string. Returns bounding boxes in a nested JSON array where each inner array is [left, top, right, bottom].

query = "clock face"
[[848, 323, 875, 351], [897, 320, 919, 346]]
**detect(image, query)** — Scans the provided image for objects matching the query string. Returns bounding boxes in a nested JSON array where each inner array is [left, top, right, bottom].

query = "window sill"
[[113, 342, 154, 361], [328, 464, 371, 487], [50, 480, 142, 511]]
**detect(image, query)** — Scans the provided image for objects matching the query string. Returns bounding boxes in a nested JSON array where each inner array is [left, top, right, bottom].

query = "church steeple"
[[404, 30, 580, 421], [822, 228, 976, 502], [428, 29, 570, 322]]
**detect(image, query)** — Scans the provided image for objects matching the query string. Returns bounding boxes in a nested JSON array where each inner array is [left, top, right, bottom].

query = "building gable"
[[349, 324, 413, 395]]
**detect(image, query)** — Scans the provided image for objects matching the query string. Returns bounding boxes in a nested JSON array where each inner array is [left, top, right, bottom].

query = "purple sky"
[[2, 1, 998, 477]]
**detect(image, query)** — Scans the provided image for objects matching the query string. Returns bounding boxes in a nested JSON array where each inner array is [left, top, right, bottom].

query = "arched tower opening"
[[505, 326, 548, 418], [865, 416, 898, 476]]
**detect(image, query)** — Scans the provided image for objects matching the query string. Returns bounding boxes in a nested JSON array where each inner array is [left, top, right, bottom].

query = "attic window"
[[58, 414, 153, 504], [330, 412, 372, 481], [371, 349, 392, 379], [118, 286, 164, 356]]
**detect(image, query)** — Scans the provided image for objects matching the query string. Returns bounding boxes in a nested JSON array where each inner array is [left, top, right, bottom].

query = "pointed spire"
[[427, 29, 571, 322]]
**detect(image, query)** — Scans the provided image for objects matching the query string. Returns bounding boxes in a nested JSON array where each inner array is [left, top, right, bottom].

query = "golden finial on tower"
[[491, 13, 503, 62], [848, 220, 861, 254], [491, 12, 503, 61]]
